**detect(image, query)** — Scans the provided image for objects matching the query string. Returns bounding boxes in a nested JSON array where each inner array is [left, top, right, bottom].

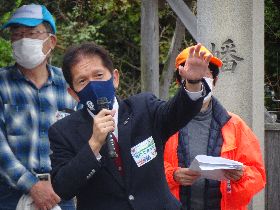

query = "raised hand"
[[174, 167, 201, 186], [178, 43, 212, 82]]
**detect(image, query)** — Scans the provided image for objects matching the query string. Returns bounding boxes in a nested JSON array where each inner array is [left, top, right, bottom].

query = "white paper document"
[[189, 155, 243, 181]]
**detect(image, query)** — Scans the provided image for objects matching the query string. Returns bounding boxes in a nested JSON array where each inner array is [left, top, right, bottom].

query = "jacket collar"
[[211, 97, 231, 128], [211, 97, 237, 152]]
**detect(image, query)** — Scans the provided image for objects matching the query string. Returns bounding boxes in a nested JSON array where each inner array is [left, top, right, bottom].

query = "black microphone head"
[[97, 97, 110, 111]]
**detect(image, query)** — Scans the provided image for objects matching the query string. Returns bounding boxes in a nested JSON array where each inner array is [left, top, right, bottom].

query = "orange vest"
[[164, 113, 266, 210]]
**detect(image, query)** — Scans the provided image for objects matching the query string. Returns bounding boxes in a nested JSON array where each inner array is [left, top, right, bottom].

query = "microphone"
[[97, 97, 118, 158]]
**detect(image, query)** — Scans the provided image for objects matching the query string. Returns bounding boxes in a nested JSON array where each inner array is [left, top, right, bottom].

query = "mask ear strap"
[[45, 48, 52, 56], [44, 35, 53, 56], [43, 34, 52, 42]]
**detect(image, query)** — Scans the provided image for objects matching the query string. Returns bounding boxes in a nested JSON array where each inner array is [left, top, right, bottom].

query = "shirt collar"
[[49, 65, 62, 86], [11, 64, 60, 86], [11, 64, 25, 80]]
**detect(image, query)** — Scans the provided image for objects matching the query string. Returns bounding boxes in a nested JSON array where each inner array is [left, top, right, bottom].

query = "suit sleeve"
[[149, 86, 204, 143], [49, 124, 102, 200], [221, 118, 266, 208]]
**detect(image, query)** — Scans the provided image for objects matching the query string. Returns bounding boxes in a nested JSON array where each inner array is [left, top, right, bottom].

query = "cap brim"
[[176, 56, 223, 69], [210, 57, 223, 68], [1, 18, 43, 30]]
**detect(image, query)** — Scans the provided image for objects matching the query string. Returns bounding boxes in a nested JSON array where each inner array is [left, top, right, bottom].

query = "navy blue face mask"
[[76, 77, 115, 115]]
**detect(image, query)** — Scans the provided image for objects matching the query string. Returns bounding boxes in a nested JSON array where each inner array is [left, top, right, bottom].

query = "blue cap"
[[1, 4, 56, 34]]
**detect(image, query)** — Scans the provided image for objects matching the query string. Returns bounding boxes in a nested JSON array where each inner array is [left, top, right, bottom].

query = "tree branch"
[[159, 18, 185, 99]]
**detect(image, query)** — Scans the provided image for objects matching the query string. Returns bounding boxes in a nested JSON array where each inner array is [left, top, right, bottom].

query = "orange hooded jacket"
[[164, 112, 266, 210]]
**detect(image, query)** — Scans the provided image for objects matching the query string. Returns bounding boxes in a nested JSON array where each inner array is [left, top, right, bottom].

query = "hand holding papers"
[[189, 155, 243, 181]]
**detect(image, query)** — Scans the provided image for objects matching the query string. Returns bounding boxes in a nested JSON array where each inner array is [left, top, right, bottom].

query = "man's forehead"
[[77, 55, 104, 67], [73, 56, 105, 73], [77, 58, 93, 69]]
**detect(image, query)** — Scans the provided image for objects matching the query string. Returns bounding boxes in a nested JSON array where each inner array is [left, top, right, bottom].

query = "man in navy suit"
[[49, 42, 212, 210]]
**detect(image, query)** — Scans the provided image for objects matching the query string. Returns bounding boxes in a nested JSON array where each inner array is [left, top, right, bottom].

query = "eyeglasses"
[[10, 30, 50, 40]]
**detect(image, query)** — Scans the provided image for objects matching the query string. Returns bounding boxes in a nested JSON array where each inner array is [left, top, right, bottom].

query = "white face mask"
[[12, 36, 51, 69], [203, 77, 214, 103]]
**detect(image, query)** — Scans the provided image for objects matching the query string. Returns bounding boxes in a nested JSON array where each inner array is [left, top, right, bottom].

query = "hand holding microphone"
[[89, 109, 117, 158], [97, 98, 118, 158]]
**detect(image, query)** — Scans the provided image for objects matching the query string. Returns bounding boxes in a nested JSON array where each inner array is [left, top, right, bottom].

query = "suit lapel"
[[76, 108, 125, 188], [76, 109, 93, 143], [117, 100, 133, 189]]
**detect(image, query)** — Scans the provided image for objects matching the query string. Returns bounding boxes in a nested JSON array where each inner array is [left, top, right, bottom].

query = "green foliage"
[[0, 0, 22, 67], [265, 0, 280, 113], [159, 3, 176, 65], [0, 0, 22, 24], [0, 37, 13, 67], [52, 0, 142, 98], [168, 81, 179, 99]]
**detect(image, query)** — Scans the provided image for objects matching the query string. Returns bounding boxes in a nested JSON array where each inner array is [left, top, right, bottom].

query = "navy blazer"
[[49, 87, 204, 210]]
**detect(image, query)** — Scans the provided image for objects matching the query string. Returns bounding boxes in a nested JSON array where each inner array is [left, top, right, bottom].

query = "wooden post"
[[141, 0, 159, 96]]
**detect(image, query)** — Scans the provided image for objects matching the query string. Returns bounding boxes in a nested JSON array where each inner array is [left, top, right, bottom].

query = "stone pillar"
[[197, 1, 264, 210]]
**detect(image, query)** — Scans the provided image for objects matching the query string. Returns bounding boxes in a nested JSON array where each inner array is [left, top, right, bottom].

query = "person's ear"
[[49, 34, 57, 50], [67, 87, 80, 102], [112, 69, 119, 89]]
